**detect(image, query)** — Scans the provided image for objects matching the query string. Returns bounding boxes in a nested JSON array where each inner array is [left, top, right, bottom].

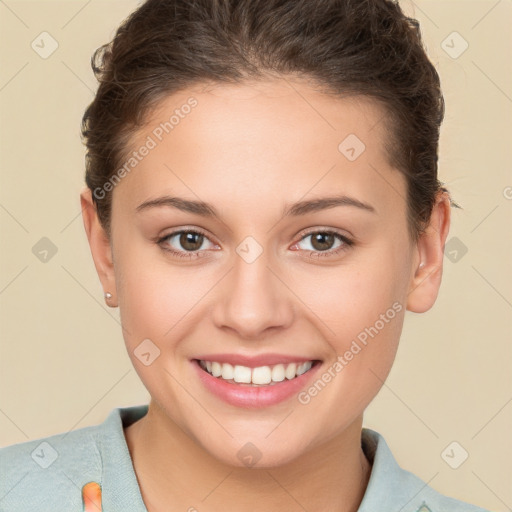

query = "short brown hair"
[[81, 0, 458, 241]]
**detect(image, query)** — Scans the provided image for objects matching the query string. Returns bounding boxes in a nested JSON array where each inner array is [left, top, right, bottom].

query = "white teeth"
[[297, 361, 313, 375], [199, 359, 315, 385], [285, 363, 297, 380], [221, 363, 234, 380], [271, 364, 285, 382], [211, 361, 222, 377], [252, 366, 272, 385], [233, 365, 252, 383]]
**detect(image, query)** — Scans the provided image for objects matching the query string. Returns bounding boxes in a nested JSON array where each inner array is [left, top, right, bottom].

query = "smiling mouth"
[[195, 359, 321, 386]]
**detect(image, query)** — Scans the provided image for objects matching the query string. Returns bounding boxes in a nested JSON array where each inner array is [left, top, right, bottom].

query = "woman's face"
[[84, 78, 445, 467]]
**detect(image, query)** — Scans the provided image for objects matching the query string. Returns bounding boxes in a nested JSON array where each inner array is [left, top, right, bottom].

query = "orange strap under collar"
[[82, 482, 102, 512]]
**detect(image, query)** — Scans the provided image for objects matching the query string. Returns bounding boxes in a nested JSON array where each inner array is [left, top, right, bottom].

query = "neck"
[[124, 400, 372, 512]]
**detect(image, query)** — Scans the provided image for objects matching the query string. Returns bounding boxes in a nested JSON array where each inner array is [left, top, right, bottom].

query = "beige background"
[[0, 1, 511, 510]]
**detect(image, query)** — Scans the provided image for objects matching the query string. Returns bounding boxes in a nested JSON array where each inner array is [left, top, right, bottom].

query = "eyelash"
[[156, 228, 354, 261]]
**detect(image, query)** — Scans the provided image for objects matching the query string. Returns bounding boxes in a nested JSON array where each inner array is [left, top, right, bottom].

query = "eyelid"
[[156, 225, 217, 244], [292, 228, 354, 255], [295, 226, 354, 243], [156, 225, 355, 260], [157, 225, 352, 244]]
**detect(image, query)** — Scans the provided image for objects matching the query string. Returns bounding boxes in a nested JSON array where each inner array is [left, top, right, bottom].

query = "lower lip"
[[192, 359, 322, 409]]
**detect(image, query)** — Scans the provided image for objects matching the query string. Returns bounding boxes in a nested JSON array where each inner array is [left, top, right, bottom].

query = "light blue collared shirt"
[[0, 405, 491, 511]]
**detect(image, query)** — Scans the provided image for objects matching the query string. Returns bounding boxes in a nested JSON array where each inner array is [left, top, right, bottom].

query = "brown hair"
[[81, 0, 459, 242]]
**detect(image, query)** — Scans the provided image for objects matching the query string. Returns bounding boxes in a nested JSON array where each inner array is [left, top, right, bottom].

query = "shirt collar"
[[358, 427, 425, 511], [99, 405, 149, 511], [98, 405, 426, 511]]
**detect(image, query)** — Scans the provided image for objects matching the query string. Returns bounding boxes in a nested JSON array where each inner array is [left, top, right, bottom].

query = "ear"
[[80, 187, 117, 307], [406, 190, 451, 313]]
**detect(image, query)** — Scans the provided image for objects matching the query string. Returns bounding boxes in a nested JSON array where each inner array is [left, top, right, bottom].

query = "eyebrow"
[[135, 194, 377, 218]]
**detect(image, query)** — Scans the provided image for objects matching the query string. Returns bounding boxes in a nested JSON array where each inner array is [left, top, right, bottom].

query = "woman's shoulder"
[[0, 405, 149, 511], [0, 417, 104, 510], [360, 428, 492, 512]]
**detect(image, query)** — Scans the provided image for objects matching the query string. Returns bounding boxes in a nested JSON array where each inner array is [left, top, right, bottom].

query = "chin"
[[197, 432, 312, 470]]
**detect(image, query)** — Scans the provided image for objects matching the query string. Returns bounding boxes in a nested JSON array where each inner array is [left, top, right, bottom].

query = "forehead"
[[113, 78, 405, 219]]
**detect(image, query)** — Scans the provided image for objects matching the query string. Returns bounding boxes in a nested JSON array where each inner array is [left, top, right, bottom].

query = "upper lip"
[[194, 353, 319, 368]]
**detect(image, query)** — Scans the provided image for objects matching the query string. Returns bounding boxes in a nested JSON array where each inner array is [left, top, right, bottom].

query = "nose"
[[211, 248, 295, 340]]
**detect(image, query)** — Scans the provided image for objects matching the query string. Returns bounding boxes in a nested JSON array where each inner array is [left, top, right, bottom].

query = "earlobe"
[[406, 191, 451, 313], [80, 187, 118, 307]]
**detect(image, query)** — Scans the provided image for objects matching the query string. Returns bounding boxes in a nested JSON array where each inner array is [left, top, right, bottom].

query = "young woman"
[[0, 0, 492, 510]]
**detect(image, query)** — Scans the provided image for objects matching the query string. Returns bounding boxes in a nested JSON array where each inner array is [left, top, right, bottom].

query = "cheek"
[[292, 248, 408, 344], [115, 249, 225, 369], [297, 293, 405, 438], [309, 273, 404, 395], [115, 260, 200, 400], [292, 244, 408, 405], [114, 246, 192, 347]]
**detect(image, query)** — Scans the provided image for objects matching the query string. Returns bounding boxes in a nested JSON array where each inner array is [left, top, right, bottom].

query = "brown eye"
[[158, 229, 216, 257], [309, 232, 336, 251], [179, 231, 204, 251], [293, 230, 354, 259]]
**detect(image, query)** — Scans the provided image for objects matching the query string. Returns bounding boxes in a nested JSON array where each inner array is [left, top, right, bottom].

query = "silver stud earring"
[[419, 262, 425, 269], [104, 292, 112, 300]]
